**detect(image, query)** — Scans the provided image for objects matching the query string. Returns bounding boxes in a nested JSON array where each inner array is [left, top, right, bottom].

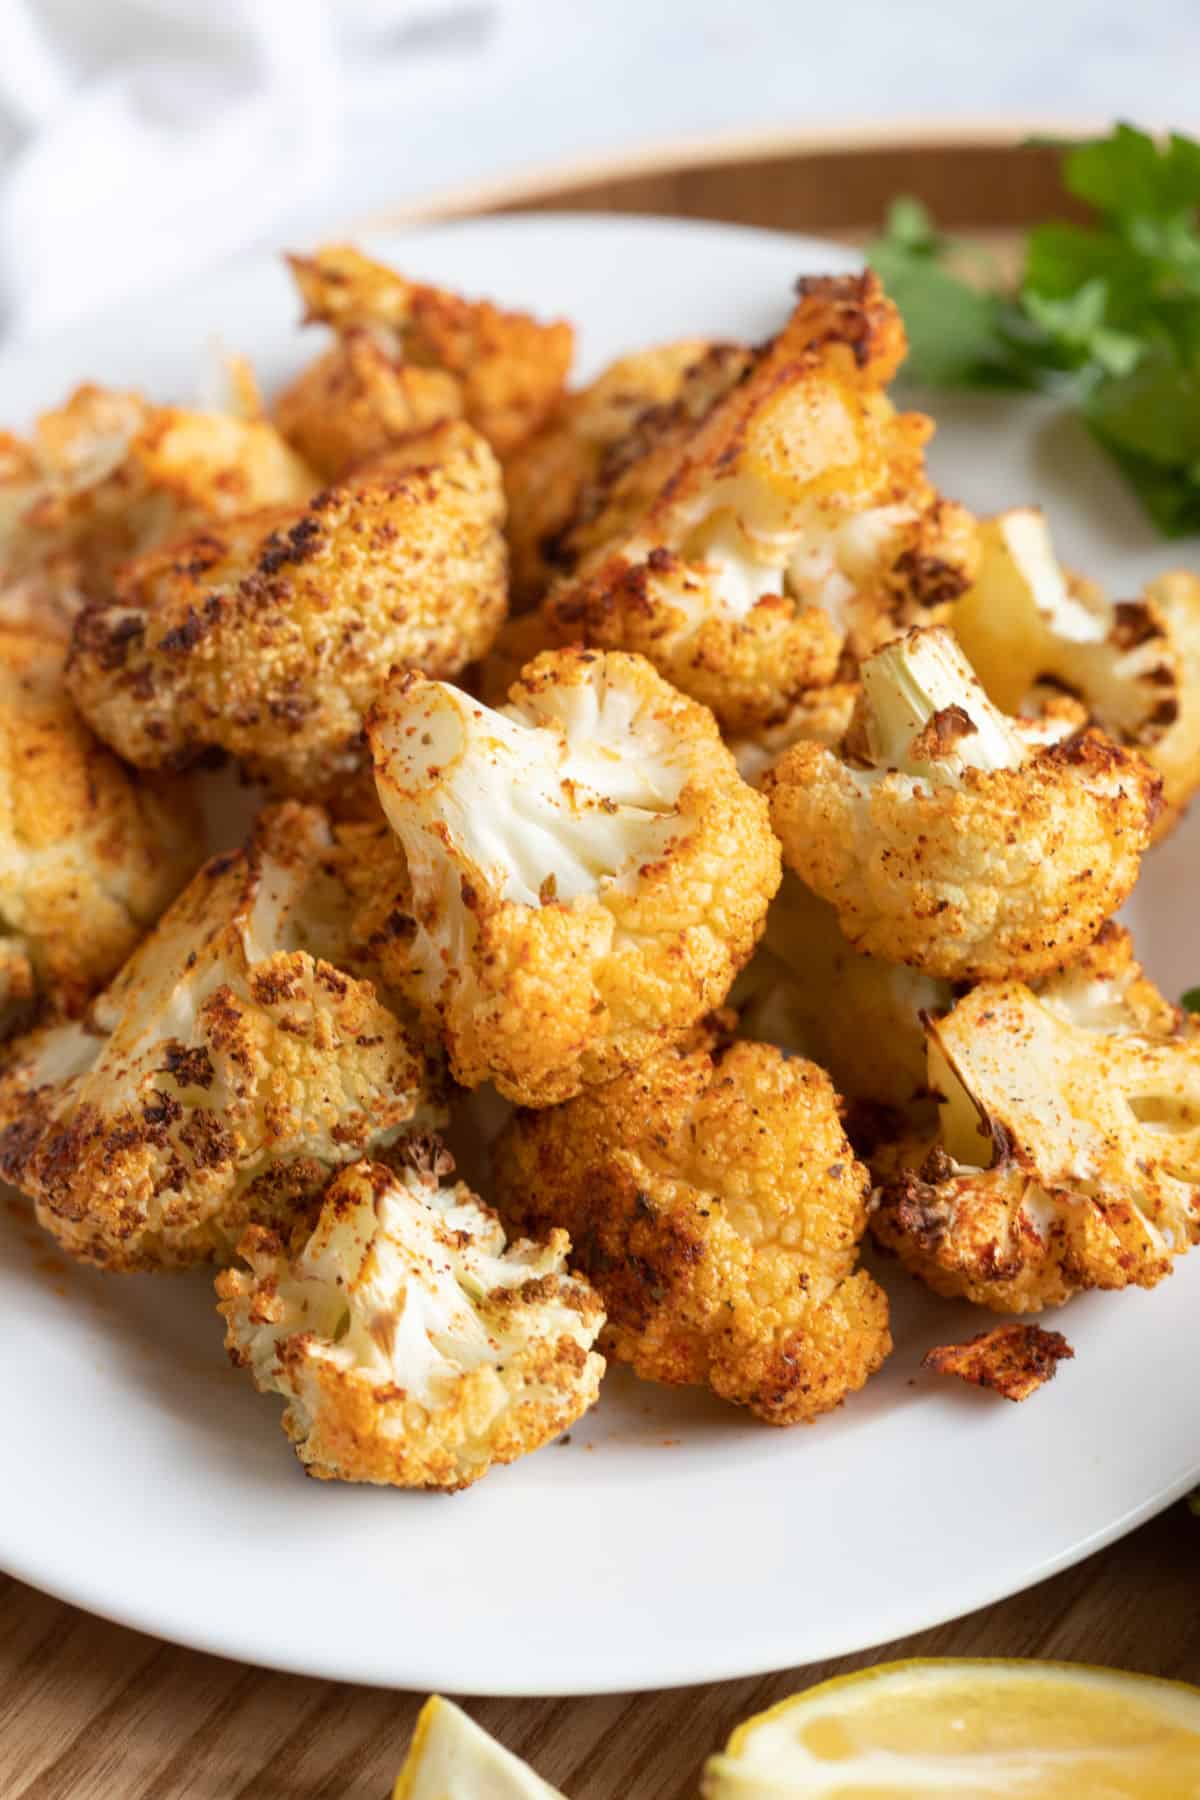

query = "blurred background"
[[0, 0, 1195, 340]]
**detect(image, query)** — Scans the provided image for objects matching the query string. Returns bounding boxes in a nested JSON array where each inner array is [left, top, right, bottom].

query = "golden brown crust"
[[539, 274, 976, 732], [502, 339, 716, 608], [273, 333, 464, 481], [766, 728, 1160, 981], [922, 1323, 1073, 1401], [366, 648, 781, 1106], [216, 1150, 604, 1488], [493, 1032, 891, 1423], [0, 384, 314, 630], [0, 628, 202, 1026], [871, 925, 1200, 1310], [0, 803, 442, 1270], [282, 244, 573, 459], [64, 421, 507, 798]]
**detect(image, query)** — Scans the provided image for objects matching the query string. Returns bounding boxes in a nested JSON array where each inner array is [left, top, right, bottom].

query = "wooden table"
[[3, 1504, 1197, 1797], [6, 125, 1197, 1798]]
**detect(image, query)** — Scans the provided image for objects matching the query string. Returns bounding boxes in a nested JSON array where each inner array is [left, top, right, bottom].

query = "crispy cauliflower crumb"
[[732, 872, 948, 1110], [502, 338, 717, 607], [216, 1142, 604, 1489], [922, 1323, 1073, 1402], [64, 421, 507, 798], [872, 924, 1200, 1311], [493, 1027, 890, 1423], [0, 627, 202, 1029], [0, 383, 314, 631], [366, 647, 780, 1106], [766, 624, 1159, 980], [540, 274, 977, 733], [955, 508, 1200, 837], [0, 803, 442, 1270], [273, 332, 465, 482], [279, 243, 573, 461]]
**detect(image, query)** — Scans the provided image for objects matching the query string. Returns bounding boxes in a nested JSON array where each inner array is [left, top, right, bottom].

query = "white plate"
[[2, 214, 1199, 1698]]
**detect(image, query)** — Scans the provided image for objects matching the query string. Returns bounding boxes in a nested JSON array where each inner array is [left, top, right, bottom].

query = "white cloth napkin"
[[0, 0, 500, 342]]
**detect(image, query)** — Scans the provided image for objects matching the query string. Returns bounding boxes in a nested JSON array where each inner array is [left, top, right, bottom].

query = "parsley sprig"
[[868, 125, 1200, 536]]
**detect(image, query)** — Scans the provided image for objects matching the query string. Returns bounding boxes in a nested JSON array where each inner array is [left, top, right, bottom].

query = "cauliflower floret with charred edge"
[[216, 1142, 604, 1490], [955, 508, 1200, 839], [765, 624, 1159, 981], [732, 871, 949, 1112], [273, 332, 464, 483], [0, 628, 201, 1032], [65, 421, 507, 799], [539, 273, 977, 734], [872, 924, 1200, 1311], [0, 803, 443, 1270], [0, 383, 314, 632], [502, 338, 717, 609], [493, 1026, 891, 1423], [277, 244, 573, 464], [366, 648, 781, 1107], [728, 682, 860, 788]]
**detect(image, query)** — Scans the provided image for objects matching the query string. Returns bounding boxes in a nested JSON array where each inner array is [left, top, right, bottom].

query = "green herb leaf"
[[871, 125, 1200, 535], [1182, 988, 1200, 1013]]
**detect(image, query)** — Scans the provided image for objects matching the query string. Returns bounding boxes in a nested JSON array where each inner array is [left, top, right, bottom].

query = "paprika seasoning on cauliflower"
[[63, 420, 507, 801], [0, 382, 313, 632], [0, 803, 442, 1270], [765, 625, 1160, 981], [955, 508, 1200, 839], [0, 627, 201, 1033], [216, 1141, 604, 1490], [492, 1024, 890, 1424], [540, 273, 977, 734], [366, 648, 781, 1107], [276, 243, 573, 467], [872, 925, 1200, 1312]]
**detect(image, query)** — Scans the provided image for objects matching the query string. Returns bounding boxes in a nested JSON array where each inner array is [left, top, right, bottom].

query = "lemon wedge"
[[393, 1695, 565, 1798], [700, 1657, 1200, 1797]]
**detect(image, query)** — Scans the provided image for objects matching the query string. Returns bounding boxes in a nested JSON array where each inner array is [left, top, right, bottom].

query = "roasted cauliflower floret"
[[733, 872, 948, 1110], [0, 803, 442, 1270], [765, 625, 1159, 980], [872, 924, 1200, 1311], [955, 509, 1200, 837], [502, 338, 715, 608], [493, 1029, 891, 1423], [65, 421, 507, 798], [540, 273, 977, 733], [216, 1143, 604, 1489], [366, 648, 781, 1106], [728, 683, 860, 788], [0, 628, 201, 1031], [278, 243, 573, 463], [273, 332, 464, 483], [0, 383, 313, 631]]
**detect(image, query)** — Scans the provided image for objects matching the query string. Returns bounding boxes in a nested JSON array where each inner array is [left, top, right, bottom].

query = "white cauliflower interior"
[[374, 667, 684, 912], [217, 1149, 605, 1489]]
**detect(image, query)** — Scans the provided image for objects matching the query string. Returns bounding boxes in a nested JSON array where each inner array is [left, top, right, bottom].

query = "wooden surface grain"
[[2, 1504, 1198, 1797], [6, 129, 1197, 1800]]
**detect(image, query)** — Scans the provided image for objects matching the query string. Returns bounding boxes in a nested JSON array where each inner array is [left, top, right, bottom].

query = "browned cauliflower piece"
[[276, 243, 573, 466], [493, 1028, 891, 1423], [0, 803, 443, 1270], [216, 1142, 604, 1490], [366, 647, 781, 1106], [0, 627, 201, 1031], [273, 333, 464, 483], [728, 682, 860, 787], [765, 625, 1159, 980], [0, 383, 314, 631], [502, 338, 716, 608], [955, 508, 1200, 839], [732, 872, 949, 1111], [872, 925, 1200, 1312], [475, 608, 557, 708], [64, 421, 507, 799], [538, 273, 977, 733]]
